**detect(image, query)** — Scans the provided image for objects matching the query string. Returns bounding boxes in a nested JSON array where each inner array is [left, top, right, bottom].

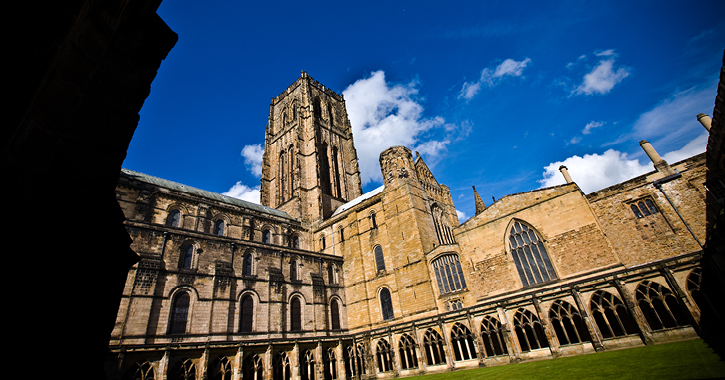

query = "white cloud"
[[569, 136, 581, 145], [223, 182, 261, 204], [343, 71, 459, 185], [582, 121, 604, 135], [573, 58, 630, 95], [629, 86, 715, 147], [540, 133, 708, 194], [241, 144, 264, 178], [595, 49, 616, 57], [661, 132, 708, 164], [459, 58, 531, 100], [456, 209, 467, 222]]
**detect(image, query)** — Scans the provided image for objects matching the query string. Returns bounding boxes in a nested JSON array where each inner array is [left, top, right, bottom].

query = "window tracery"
[[450, 322, 476, 361], [508, 221, 556, 287], [376, 339, 393, 372], [431, 204, 455, 245], [513, 308, 549, 352], [273, 352, 291, 380], [423, 328, 446, 365], [636, 280, 689, 330], [480, 316, 508, 357], [210, 356, 232, 380], [243, 354, 264, 380], [432, 254, 467, 294], [630, 198, 659, 218], [169, 358, 195, 380], [398, 333, 418, 369], [590, 290, 638, 338], [548, 300, 590, 345]]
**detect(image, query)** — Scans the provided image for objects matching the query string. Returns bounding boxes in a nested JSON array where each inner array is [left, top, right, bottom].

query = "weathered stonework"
[[107, 72, 723, 380]]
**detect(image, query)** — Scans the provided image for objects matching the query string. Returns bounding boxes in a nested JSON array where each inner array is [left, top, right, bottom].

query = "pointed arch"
[[376, 338, 393, 372], [506, 220, 556, 287], [480, 316, 508, 357], [513, 308, 549, 352], [209, 356, 232, 380], [636, 280, 689, 330], [549, 300, 590, 345], [398, 333, 418, 369], [423, 328, 446, 365], [300, 349, 315, 380], [324, 347, 337, 380], [243, 354, 264, 380], [451, 322, 476, 361], [431, 203, 455, 245], [273, 352, 291, 380], [431, 254, 467, 294], [590, 290, 638, 338], [169, 357, 196, 380]]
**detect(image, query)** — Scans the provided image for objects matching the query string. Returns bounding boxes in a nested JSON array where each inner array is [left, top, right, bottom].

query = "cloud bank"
[[459, 58, 531, 100], [343, 70, 461, 185], [223, 182, 261, 204]]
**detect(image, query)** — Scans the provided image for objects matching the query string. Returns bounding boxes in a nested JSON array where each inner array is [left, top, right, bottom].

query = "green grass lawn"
[[405, 340, 725, 380]]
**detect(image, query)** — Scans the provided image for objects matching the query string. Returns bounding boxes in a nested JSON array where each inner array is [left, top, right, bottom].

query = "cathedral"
[[106, 72, 721, 380]]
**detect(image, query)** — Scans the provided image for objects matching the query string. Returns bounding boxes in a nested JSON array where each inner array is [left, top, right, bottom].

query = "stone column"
[[233, 345, 243, 380], [613, 278, 654, 345], [390, 330, 402, 374], [497, 305, 521, 363], [336, 340, 345, 380], [532, 297, 560, 357], [467, 312, 486, 366], [438, 321, 455, 369], [570, 287, 604, 351], [292, 342, 300, 380], [264, 344, 273, 380], [413, 324, 427, 373], [159, 348, 171, 380], [199, 347, 210, 380]]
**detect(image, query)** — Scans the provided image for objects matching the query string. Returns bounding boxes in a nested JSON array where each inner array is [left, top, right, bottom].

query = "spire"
[[473, 186, 486, 214]]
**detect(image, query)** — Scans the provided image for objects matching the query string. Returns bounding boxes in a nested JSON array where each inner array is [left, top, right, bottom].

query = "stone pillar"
[[613, 278, 654, 345], [570, 287, 604, 351], [467, 312, 486, 366], [559, 165, 574, 184], [532, 297, 560, 357], [159, 348, 171, 380], [265, 344, 273, 380], [413, 324, 427, 373], [390, 330, 402, 374], [438, 321, 455, 369], [697, 113, 712, 131], [316, 341, 324, 380], [497, 306, 521, 363], [233, 345, 244, 380], [659, 266, 701, 333], [292, 342, 300, 380], [336, 340, 346, 380], [199, 347, 210, 380], [639, 140, 675, 176]]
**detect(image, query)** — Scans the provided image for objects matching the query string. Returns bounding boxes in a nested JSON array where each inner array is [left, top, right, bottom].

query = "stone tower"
[[261, 72, 363, 224]]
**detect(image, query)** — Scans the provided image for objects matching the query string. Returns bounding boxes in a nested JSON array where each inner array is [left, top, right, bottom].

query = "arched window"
[[301, 350, 315, 380], [376, 339, 393, 372], [549, 300, 590, 345], [263, 229, 272, 244], [169, 358, 196, 380], [480, 316, 508, 357], [636, 281, 689, 330], [687, 267, 718, 320], [451, 323, 476, 361], [330, 298, 341, 330], [291, 296, 302, 331], [374, 245, 385, 272], [590, 290, 638, 338], [513, 308, 549, 352], [324, 348, 337, 380], [508, 221, 556, 287], [345, 344, 366, 377], [319, 141, 332, 195], [180, 244, 195, 269], [214, 219, 225, 236], [170, 292, 190, 334], [243, 253, 254, 276], [379, 288, 394, 320], [273, 352, 291, 380], [423, 328, 446, 365], [279, 151, 287, 203], [331, 146, 341, 198], [398, 333, 418, 369], [240, 294, 253, 333], [290, 259, 298, 281], [431, 205, 455, 245], [167, 209, 181, 228], [124, 361, 156, 380], [371, 211, 378, 229], [243, 354, 264, 380], [321, 236, 326, 250], [291, 235, 300, 249], [210, 356, 233, 380], [432, 254, 467, 294]]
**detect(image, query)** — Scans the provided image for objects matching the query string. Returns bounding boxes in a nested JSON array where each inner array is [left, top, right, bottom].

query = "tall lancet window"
[[431, 205, 455, 245], [508, 221, 556, 287], [279, 150, 287, 203], [331, 146, 342, 198]]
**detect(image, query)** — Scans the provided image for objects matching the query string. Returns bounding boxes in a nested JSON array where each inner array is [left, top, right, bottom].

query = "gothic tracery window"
[[301, 350, 315, 380], [431, 204, 455, 245], [636, 281, 689, 330], [376, 339, 394, 372], [169, 358, 195, 380], [325, 348, 337, 380], [243, 354, 264, 380], [513, 308, 549, 352], [508, 221, 556, 287], [398, 333, 418, 369], [548, 300, 591, 345], [124, 361, 155, 380], [450, 323, 476, 361], [423, 328, 446, 365], [480, 316, 508, 357], [273, 352, 291, 380], [590, 290, 638, 338], [432, 254, 467, 294], [210, 356, 232, 380]]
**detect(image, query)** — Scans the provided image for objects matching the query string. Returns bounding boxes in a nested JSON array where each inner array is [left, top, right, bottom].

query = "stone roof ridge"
[[119, 168, 293, 220], [331, 185, 385, 217]]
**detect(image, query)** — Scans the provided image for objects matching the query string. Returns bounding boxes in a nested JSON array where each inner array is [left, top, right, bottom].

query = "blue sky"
[[124, 0, 724, 222]]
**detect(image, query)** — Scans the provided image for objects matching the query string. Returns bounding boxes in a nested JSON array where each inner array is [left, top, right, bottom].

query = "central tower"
[[261, 72, 363, 224]]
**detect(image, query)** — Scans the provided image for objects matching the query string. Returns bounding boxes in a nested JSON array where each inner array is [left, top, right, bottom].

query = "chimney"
[[559, 165, 574, 184], [640, 140, 675, 176], [697, 113, 712, 132], [473, 186, 486, 214]]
